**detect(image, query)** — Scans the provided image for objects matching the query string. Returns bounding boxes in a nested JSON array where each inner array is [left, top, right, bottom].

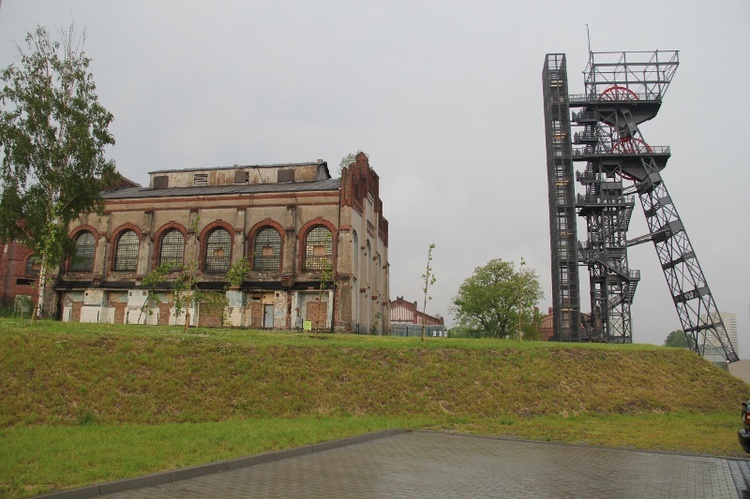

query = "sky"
[[1, 1, 748, 355]]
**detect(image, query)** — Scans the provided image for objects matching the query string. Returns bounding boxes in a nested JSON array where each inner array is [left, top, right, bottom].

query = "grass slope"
[[1, 319, 748, 496]]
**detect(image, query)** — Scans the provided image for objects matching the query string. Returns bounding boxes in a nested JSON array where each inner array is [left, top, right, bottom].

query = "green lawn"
[[1, 318, 748, 497]]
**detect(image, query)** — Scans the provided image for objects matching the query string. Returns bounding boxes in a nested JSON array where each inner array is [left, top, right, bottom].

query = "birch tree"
[[0, 25, 116, 318], [420, 243, 436, 341]]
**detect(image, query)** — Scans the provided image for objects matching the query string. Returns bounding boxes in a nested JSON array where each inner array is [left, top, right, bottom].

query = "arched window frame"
[[250, 225, 283, 272], [303, 225, 334, 272], [156, 227, 187, 268], [25, 254, 41, 276], [366, 239, 372, 284], [111, 227, 141, 272], [375, 252, 382, 297], [200, 223, 233, 274], [70, 230, 97, 272], [352, 230, 359, 278]]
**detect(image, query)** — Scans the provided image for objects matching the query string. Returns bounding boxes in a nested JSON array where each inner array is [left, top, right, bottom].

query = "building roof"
[[103, 174, 141, 191], [102, 177, 342, 200], [148, 160, 327, 175], [390, 296, 444, 325]]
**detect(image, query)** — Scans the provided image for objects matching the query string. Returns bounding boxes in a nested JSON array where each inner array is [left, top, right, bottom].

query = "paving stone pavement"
[[49, 431, 750, 498]]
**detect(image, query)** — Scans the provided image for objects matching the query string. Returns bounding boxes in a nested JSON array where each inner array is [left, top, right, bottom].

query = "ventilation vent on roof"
[[234, 170, 249, 184], [277, 169, 294, 183], [153, 175, 169, 189], [193, 173, 208, 186]]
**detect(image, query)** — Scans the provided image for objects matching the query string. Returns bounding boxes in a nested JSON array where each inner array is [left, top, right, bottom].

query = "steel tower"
[[542, 50, 738, 362], [542, 54, 581, 342]]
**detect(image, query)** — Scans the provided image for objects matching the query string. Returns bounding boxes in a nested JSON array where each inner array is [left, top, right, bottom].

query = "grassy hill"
[[1, 318, 749, 496]]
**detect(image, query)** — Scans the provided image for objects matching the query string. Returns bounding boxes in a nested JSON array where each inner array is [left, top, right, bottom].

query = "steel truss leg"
[[637, 162, 738, 362]]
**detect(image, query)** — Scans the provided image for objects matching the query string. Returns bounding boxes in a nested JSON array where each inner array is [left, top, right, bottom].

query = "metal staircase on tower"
[[542, 54, 581, 342], [543, 50, 738, 363]]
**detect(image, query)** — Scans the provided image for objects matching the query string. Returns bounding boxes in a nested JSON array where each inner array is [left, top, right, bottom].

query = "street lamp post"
[[518, 258, 525, 341]]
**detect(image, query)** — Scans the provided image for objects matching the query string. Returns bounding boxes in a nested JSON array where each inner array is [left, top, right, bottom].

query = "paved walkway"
[[41, 431, 750, 498]]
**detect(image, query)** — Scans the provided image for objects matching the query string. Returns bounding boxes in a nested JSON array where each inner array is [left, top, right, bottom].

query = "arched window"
[[253, 227, 281, 271], [114, 230, 139, 271], [159, 230, 185, 267], [352, 230, 359, 277], [71, 232, 96, 272], [375, 252, 381, 293], [25, 254, 41, 275], [365, 240, 372, 286], [304, 226, 332, 271], [205, 228, 231, 273]]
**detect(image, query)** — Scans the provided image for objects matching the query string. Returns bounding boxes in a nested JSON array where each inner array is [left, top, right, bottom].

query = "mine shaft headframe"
[[583, 50, 679, 101]]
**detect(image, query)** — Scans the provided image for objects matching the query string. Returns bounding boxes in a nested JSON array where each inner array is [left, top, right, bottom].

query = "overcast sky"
[[1, 1, 748, 355]]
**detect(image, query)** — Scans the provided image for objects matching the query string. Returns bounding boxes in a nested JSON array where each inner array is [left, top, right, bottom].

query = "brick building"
[[0, 240, 40, 314], [9, 152, 389, 332], [390, 296, 444, 326], [389, 296, 445, 337], [539, 307, 554, 341]]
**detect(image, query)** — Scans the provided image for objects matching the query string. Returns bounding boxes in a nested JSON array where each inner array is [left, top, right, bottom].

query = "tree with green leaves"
[[420, 243, 436, 341], [141, 259, 200, 332], [451, 258, 543, 339], [527, 306, 543, 342], [664, 329, 693, 349], [0, 25, 116, 319]]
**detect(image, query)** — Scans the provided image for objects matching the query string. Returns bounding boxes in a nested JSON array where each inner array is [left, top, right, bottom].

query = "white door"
[[263, 304, 274, 328]]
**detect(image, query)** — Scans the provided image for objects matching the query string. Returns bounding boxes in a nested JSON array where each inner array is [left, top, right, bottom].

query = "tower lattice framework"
[[543, 50, 738, 362], [542, 54, 581, 342]]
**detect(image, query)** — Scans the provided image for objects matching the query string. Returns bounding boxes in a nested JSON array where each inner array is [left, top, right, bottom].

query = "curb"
[[35, 428, 407, 498]]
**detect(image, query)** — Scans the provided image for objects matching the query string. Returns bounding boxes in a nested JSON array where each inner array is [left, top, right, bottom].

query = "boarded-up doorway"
[[306, 301, 327, 330]]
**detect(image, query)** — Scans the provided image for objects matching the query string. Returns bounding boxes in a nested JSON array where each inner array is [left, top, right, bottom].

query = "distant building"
[[389, 296, 445, 337], [702, 311, 739, 353], [725, 312, 739, 352]]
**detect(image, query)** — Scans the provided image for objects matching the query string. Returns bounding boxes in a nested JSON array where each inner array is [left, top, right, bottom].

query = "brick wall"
[[250, 301, 262, 328], [0, 243, 8, 306], [0, 241, 38, 310], [306, 301, 327, 328], [71, 302, 83, 322], [157, 302, 172, 325], [198, 302, 223, 328], [109, 301, 127, 324]]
